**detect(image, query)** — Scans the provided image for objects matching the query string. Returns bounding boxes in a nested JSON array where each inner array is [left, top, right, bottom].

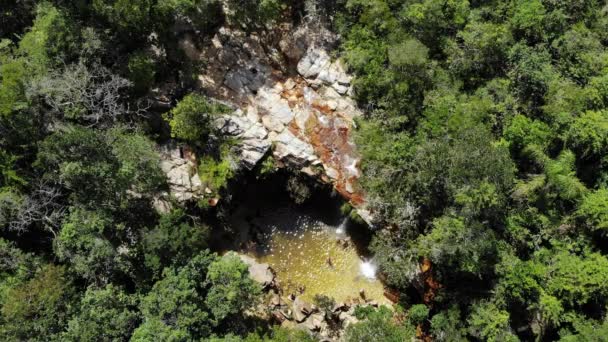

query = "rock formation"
[[157, 21, 374, 223]]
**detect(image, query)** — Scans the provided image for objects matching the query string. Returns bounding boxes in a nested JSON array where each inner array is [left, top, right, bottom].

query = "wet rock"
[[191, 20, 376, 224]]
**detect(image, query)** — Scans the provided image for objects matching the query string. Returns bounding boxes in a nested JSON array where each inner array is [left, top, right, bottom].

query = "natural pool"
[[213, 176, 388, 305]]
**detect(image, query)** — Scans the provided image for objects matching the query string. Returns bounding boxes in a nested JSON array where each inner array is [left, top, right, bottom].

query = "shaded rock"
[[158, 143, 204, 202], [273, 130, 318, 166], [302, 312, 325, 331], [293, 297, 313, 323], [298, 47, 331, 79], [215, 113, 271, 169]]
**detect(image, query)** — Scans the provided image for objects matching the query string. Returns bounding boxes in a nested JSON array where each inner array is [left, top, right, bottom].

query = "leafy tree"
[[127, 51, 156, 95], [137, 251, 216, 339], [142, 209, 210, 279], [53, 208, 122, 284], [223, 0, 284, 29], [204, 253, 261, 323], [63, 285, 140, 342], [417, 216, 497, 276], [344, 306, 415, 342], [164, 93, 230, 144], [430, 306, 466, 341], [578, 188, 608, 232], [564, 110, 608, 159], [0, 264, 74, 341], [551, 23, 606, 84], [17, 2, 79, 69], [408, 304, 429, 325], [509, 0, 547, 43], [504, 114, 553, 152], [156, 0, 224, 32], [92, 0, 155, 37], [447, 20, 513, 86], [467, 301, 519, 342], [36, 126, 163, 208]]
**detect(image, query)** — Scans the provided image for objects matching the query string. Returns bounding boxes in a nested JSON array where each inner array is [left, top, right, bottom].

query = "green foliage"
[[0, 54, 29, 116], [408, 304, 429, 325], [36, 126, 163, 207], [136, 251, 260, 340], [430, 306, 466, 341], [164, 93, 230, 144], [54, 208, 121, 283], [467, 301, 519, 342], [447, 20, 513, 86], [93, 0, 155, 36], [0, 264, 73, 341], [551, 23, 606, 84], [0, 150, 26, 188], [18, 2, 79, 68], [509, 0, 547, 42], [199, 145, 235, 193], [504, 114, 553, 152], [565, 110, 608, 159], [417, 216, 497, 275], [137, 251, 216, 339], [578, 189, 608, 231], [224, 0, 284, 28], [127, 51, 156, 94], [142, 209, 210, 279], [156, 0, 223, 32], [204, 253, 261, 323], [344, 306, 415, 342], [63, 285, 140, 342], [559, 316, 608, 341]]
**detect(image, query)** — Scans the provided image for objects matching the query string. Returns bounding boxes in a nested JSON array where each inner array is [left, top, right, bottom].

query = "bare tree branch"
[[8, 182, 66, 236], [28, 61, 147, 127]]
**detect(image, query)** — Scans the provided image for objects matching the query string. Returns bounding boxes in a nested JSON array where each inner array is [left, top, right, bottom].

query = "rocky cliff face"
[[158, 22, 373, 223]]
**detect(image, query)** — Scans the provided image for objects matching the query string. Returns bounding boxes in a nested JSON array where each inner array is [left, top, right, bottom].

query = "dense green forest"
[[2, 0, 608, 341]]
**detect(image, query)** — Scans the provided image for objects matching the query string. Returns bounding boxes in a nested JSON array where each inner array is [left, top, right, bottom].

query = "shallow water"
[[221, 190, 388, 304], [254, 223, 388, 304]]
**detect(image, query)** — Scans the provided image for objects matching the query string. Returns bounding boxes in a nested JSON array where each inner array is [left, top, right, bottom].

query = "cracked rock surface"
[[160, 22, 374, 224]]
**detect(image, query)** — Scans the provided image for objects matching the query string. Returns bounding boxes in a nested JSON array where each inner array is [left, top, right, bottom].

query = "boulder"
[[236, 254, 274, 288], [293, 297, 313, 323], [298, 47, 331, 79], [302, 312, 325, 331], [158, 143, 204, 202], [215, 113, 271, 169]]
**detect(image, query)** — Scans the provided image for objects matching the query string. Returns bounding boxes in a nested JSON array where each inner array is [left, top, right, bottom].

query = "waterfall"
[[336, 217, 348, 235], [360, 259, 377, 280]]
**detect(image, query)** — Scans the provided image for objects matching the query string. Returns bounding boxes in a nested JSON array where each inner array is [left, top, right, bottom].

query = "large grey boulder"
[[235, 253, 275, 288], [215, 112, 271, 170], [158, 144, 204, 202]]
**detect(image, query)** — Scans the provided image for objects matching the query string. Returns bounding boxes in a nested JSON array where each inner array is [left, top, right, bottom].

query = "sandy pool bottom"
[[251, 227, 389, 305]]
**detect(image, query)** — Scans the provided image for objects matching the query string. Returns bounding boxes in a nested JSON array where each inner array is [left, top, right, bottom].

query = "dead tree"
[[28, 61, 147, 127], [8, 182, 66, 237]]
